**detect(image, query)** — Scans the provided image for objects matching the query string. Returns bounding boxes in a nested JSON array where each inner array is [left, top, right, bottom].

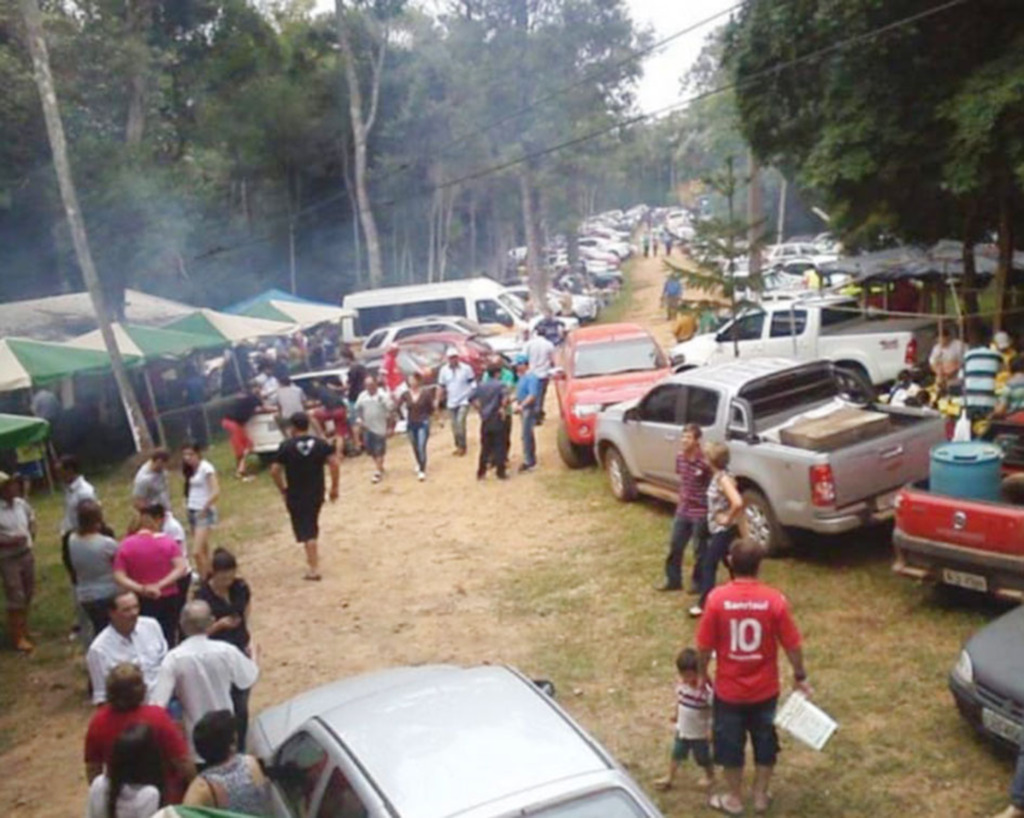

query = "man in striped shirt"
[[658, 423, 711, 592], [963, 324, 1004, 419]]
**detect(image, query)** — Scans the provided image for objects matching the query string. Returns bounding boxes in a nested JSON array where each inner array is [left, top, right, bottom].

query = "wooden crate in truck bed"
[[780, 407, 892, 452]]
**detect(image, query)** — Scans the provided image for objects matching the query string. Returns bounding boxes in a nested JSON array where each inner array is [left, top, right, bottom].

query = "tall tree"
[[18, 0, 153, 450]]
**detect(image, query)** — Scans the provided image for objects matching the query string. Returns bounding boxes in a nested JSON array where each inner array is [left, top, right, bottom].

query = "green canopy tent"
[[0, 337, 136, 393], [70, 322, 227, 360], [164, 309, 296, 344], [0, 414, 49, 449]]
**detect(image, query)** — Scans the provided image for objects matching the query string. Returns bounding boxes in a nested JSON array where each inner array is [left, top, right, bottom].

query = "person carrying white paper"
[[696, 538, 812, 816]]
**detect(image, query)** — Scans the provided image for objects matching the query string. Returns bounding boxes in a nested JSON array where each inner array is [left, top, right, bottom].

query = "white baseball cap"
[[994, 331, 1012, 351]]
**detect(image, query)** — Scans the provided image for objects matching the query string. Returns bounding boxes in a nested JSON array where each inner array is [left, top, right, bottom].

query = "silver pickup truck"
[[594, 358, 947, 553]]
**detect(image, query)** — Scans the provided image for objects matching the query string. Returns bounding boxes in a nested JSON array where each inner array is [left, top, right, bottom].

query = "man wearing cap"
[[0, 473, 37, 651], [512, 356, 541, 472], [436, 348, 476, 456]]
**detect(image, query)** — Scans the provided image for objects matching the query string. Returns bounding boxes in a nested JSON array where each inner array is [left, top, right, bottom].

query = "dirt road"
[[0, 251, 683, 816]]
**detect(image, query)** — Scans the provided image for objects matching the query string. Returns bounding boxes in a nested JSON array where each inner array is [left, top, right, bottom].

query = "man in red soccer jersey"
[[696, 538, 811, 815]]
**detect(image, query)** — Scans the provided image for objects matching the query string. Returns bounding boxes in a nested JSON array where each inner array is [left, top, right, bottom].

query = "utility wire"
[[193, 0, 969, 263]]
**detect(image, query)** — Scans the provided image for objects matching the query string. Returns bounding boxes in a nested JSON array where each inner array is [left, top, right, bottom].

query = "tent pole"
[[231, 348, 245, 393], [143, 367, 165, 448]]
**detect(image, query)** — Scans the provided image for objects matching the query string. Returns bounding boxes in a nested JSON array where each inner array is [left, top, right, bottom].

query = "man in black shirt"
[[470, 363, 509, 480], [270, 413, 340, 580]]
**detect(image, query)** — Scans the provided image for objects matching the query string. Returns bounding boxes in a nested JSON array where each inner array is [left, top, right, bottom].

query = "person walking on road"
[[696, 538, 811, 816], [182, 442, 219, 578], [662, 274, 683, 321], [398, 372, 434, 480], [471, 361, 510, 480], [270, 412, 339, 580], [58, 454, 97, 641], [0, 472, 36, 652], [692, 442, 745, 618], [659, 424, 711, 593], [512, 355, 541, 472], [522, 329, 555, 424], [437, 348, 476, 456], [354, 376, 393, 483]]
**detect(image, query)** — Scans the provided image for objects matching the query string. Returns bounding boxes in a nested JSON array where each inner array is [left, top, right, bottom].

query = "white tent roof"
[[167, 308, 298, 342], [266, 300, 355, 329], [69, 323, 143, 357], [0, 289, 195, 342]]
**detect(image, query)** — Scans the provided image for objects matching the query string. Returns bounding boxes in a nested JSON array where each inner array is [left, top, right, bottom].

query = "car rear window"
[[740, 365, 838, 420], [574, 338, 666, 378]]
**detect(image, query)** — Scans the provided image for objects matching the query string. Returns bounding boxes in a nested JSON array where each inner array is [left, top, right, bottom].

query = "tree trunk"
[[960, 201, 980, 316], [124, 0, 151, 145], [438, 186, 457, 282], [520, 163, 546, 306], [20, 0, 153, 451], [338, 135, 362, 286], [336, 1, 385, 287], [468, 191, 477, 273], [995, 189, 1014, 332], [747, 149, 763, 276]]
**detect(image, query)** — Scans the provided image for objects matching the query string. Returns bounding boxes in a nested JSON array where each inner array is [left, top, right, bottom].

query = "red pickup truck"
[[892, 477, 1024, 601]]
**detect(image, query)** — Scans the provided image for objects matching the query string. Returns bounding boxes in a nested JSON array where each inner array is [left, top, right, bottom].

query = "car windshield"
[[497, 292, 526, 320], [574, 337, 666, 378]]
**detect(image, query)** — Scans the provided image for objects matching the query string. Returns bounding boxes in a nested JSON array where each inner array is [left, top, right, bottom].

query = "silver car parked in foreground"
[[248, 664, 663, 818]]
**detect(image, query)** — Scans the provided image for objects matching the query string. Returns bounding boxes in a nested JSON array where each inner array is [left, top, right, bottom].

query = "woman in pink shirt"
[[113, 504, 187, 645]]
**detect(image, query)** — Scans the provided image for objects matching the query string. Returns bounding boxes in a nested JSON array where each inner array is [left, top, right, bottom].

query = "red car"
[[554, 323, 672, 467], [396, 332, 494, 378]]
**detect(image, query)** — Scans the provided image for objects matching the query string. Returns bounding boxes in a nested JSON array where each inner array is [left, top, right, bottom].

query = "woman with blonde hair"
[[691, 441, 745, 618]]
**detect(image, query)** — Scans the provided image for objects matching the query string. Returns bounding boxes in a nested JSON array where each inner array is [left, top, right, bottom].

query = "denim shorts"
[[713, 695, 779, 768], [187, 507, 219, 530], [363, 430, 386, 457], [672, 736, 711, 766]]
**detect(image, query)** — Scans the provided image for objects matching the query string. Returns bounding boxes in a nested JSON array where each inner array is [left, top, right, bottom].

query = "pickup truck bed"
[[818, 316, 935, 337], [893, 480, 1024, 601]]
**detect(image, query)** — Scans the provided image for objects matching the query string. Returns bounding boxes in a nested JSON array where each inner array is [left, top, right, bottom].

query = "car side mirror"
[[624, 406, 639, 422]]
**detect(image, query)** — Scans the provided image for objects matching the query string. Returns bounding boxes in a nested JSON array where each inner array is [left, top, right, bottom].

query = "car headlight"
[[953, 649, 974, 686], [572, 403, 603, 418]]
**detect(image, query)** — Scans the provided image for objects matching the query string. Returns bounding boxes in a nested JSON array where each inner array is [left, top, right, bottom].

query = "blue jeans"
[[666, 516, 709, 590], [407, 420, 430, 472], [1011, 739, 1024, 807], [698, 526, 738, 607], [521, 407, 537, 468], [450, 405, 469, 452]]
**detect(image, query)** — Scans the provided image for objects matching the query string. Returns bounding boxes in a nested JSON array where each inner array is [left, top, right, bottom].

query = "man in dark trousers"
[[471, 362, 509, 480], [270, 413, 340, 581]]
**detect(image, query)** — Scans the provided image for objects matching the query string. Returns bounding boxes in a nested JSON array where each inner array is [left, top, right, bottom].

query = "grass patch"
[[0, 439, 281, 752], [491, 464, 1012, 816], [596, 260, 638, 324]]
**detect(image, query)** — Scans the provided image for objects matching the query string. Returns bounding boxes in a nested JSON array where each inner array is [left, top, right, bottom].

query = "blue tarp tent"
[[224, 288, 335, 315]]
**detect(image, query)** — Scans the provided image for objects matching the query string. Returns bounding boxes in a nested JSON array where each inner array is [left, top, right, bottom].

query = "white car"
[[361, 315, 520, 358], [504, 284, 598, 323]]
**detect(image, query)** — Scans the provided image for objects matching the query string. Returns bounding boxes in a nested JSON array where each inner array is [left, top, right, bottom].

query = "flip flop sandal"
[[708, 793, 744, 815], [754, 794, 773, 815], [303, 573, 322, 582]]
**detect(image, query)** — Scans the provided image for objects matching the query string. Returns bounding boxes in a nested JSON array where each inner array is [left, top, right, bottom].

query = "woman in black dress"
[[196, 548, 255, 747]]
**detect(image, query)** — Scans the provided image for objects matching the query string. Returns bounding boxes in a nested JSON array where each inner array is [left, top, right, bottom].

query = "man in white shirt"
[[436, 348, 477, 456], [57, 454, 98, 641], [0, 472, 36, 652], [151, 600, 259, 757], [522, 330, 556, 424], [132, 449, 172, 512], [255, 363, 280, 403], [87, 591, 168, 703]]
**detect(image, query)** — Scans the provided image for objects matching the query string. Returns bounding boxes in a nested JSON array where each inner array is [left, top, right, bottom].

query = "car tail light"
[[809, 464, 836, 507], [904, 337, 917, 365]]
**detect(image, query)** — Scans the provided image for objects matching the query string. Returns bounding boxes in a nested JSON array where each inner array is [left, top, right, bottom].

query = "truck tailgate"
[[829, 414, 946, 507], [896, 483, 1024, 555]]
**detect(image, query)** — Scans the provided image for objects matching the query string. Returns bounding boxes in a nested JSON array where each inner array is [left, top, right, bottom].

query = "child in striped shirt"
[[655, 647, 714, 793]]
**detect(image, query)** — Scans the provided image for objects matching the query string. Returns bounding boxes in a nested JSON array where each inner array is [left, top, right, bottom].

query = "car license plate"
[[983, 708, 1022, 744], [876, 491, 897, 511], [942, 569, 988, 593]]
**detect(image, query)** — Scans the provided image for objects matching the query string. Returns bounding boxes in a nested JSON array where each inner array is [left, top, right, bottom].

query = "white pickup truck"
[[669, 298, 936, 386]]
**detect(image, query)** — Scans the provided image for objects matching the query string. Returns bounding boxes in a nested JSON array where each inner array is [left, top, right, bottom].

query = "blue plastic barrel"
[[930, 442, 1003, 501]]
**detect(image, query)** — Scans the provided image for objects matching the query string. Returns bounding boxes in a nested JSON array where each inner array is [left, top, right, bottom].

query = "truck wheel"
[[742, 488, 792, 556], [604, 446, 638, 502], [835, 362, 875, 402], [557, 423, 593, 469]]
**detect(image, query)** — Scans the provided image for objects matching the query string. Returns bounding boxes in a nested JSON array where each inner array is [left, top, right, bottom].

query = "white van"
[[342, 277, 530, 338]]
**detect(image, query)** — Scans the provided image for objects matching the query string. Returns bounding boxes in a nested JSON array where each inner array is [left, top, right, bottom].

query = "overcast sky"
[[628, 0, 737, 114]]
